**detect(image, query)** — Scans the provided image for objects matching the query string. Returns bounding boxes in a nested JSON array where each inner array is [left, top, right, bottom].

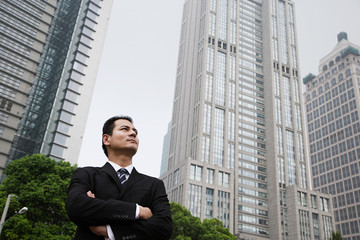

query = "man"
[[67, 116, 172, 240]]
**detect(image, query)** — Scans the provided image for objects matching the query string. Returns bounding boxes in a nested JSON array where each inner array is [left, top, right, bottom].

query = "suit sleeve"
[[111, 180, 173, 240], [66, 168, 137, 226]]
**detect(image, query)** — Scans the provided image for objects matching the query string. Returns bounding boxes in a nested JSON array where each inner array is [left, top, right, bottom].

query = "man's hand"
[[89, 225, 108, 237], [138, 205, 153, 220], [87, 191, 95, 198]]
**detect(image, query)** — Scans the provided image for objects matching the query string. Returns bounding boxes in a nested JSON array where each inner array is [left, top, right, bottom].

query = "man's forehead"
[[114, 119, 134, 127]]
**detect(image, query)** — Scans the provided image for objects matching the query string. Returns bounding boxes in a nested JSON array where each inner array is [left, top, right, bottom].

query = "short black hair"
[[102, 115, 133, 157]]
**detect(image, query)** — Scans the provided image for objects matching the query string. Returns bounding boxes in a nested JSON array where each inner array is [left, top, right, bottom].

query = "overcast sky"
[[77, 0, 360, 177]]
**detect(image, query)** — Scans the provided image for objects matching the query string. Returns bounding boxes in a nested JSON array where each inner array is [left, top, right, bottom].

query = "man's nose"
[[129, 129, 137, 136]]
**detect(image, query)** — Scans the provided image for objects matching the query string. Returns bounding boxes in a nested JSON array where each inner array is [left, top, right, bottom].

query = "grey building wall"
[[162, 0, 334, 239], [0, 0, 57, 175], [0, 0, 113, 178], [304, 33, 360, 240]]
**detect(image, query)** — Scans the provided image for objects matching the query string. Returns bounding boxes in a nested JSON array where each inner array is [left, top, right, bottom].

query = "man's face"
[[104, 119, 139, 156]]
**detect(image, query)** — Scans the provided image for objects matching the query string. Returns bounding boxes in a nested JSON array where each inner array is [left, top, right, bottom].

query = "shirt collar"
[[108, 161, 133, 174]]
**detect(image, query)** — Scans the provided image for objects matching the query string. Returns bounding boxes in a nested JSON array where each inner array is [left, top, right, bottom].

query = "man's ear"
[[102, 134, 111, 146]]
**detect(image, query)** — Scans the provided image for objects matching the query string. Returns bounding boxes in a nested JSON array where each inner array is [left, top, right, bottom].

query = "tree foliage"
[[0, 154, 77, 239], [330, 231, 344, 240], [170, 202, 236, 240]]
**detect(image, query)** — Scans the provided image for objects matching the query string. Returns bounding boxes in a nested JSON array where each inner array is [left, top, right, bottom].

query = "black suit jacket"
[[66, 162, 172, 240]]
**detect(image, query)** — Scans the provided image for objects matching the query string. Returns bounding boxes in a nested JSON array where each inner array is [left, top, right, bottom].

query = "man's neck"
[[108, 154, 133, 167]]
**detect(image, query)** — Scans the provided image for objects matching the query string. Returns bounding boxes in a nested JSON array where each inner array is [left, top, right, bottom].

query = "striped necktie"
[[118, 168, 128, 185]]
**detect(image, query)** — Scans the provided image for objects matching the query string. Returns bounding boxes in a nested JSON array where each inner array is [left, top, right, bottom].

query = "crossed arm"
[[66, 168, 172, 239], [86, 191, 153, 237], [67, 169, 139, 226]]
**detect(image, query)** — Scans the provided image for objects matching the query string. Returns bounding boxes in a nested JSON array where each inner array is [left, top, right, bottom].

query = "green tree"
[[170, 202, 236, 240], [330, 231, 344, 240], [0, 154, 77, 240], [200, 218, 236, 240]]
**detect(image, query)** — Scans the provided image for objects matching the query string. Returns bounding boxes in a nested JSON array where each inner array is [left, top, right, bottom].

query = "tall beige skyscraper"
[[0, 0, 112, 177], [304, 32, 360, 239], [161, 0, 334, 239]]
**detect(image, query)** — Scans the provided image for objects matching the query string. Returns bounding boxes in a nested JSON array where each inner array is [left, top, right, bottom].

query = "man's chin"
[[127, 147, 138, 156]]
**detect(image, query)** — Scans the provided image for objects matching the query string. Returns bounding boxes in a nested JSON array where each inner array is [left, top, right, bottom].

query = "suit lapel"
[[119, 167, 143, 199], [100, 162, 123, 192]]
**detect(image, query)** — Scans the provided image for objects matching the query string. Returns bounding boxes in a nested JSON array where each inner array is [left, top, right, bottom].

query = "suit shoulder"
[[138, 172, 162, 183], [76, 166, 101, 171], [73, 166, 102, 174]]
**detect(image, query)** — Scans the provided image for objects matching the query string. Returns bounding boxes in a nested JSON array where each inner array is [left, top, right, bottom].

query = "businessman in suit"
[[66, 116, 172, 240]]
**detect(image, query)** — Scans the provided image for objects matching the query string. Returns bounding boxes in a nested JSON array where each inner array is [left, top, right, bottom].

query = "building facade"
[[304, 32, 360, 240], [0, 0, 112, 176], [161, 0, 334, 239], [160, 122, 171, 177]]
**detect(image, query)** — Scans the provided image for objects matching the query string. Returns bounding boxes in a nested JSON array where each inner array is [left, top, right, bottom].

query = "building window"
[[218, 191, 230, 228], [320, 197, 329, 212], [54, 133, 67, 146], [188, 184, 202, 217], [312, 90, 317, 98], [299, 210, 311, 239], [286, 131, 296, 185], [331, 78, 337, 86], [218, 171, 230, 187], [215, 51, 226, 106], [283, 77, 293, 128], [60, 111, 73, 123], [205, 188, 214, 219], [0, 112, 8, 124], [345, 69, 351, 77], [168, 173, 172, 189], [324, 82, 329, 90], [206, 168, 215, 184], [297, 191, 307, 206], [57, 121, 71, 134], [203, 104, 212, 134], [50, 144, 65, 157], [322, 216, 333, 239], [312, 213, 320, 240], [338, 73, 344, 81], [174, 169, 180, 185], [190, 164, 203, 181], [213, 108, 225, 166]]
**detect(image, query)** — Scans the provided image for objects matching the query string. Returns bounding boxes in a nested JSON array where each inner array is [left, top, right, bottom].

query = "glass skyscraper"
[[304, 32, 360, 240], [0, 0, 112, 177], [161, 0, 334, 239], [160, 122, 172, 177]]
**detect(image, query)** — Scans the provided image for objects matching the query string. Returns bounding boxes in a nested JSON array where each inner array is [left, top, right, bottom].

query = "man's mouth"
[[128, 139, 137, 144]]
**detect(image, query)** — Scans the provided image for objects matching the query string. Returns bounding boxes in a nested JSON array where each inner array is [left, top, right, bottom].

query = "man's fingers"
[[89, 226, 107, 236], [87, 191, 95, 198], [139, 206, 153, 220]]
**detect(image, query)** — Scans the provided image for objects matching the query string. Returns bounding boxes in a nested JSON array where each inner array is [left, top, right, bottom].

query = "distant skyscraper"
[[161, 0, 334, 239], [304, 32, 360, 239], [0, 0, 112, 176], [160, 122, 171, 177]]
